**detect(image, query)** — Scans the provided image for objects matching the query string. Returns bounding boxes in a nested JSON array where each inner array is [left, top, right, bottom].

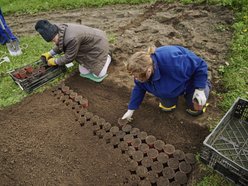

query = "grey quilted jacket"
[[53, 23, 109, 76]]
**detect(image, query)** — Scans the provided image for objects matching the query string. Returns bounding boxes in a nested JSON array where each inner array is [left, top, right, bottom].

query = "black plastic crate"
[[200, 98, 248, 185], [9, 60, 67, 93]]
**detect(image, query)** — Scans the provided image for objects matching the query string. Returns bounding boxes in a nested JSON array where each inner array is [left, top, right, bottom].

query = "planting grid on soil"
[[52, 84, 196, 186]]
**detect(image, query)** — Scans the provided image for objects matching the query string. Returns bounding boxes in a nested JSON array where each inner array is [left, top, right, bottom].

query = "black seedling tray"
[[9, 60, 67, 93]]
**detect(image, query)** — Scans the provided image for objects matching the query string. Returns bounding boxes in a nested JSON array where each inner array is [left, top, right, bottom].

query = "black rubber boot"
[[186, 108, 203, 116]]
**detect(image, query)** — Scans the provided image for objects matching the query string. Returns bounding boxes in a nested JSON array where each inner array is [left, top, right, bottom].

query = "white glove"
[[122, 110, 135, 121], [193, 89, 206, 106]]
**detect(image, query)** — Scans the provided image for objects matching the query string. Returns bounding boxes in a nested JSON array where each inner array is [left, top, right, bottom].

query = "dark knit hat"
[[35, 20, 58, 42]]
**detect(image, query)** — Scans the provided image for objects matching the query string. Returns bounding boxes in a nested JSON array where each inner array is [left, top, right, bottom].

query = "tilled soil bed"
[[0, 2, 234, 185]]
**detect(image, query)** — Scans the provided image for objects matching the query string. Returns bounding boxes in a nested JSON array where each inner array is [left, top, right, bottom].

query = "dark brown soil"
[[0, 2, 234, 185], [66, 74, 209, 153]]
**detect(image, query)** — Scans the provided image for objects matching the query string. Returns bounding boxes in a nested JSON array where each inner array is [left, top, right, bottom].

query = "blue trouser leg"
[[0, 8, 17, 45], [159, 97, 178, 111], [159, 81, 211, 114]]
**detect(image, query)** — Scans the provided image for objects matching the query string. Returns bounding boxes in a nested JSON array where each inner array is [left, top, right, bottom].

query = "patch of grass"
[[107, 32, 117, 44], [0, 76, 26, 108], [0, 0, 156, 15], [0, 35, 68, 108], [191, 153, 234, 186], [0, 35, 53, 71], [196, 171, 234, 186], [215, 23, 231, 32], [219, 11, 248, 110]]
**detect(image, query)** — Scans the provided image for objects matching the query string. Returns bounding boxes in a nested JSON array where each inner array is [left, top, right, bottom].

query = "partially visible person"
[[122, 45, 211, 121], [0, 8, 22, 56], [35, 19, 111, 82]]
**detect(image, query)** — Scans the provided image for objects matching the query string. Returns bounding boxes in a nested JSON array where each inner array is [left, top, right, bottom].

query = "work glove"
[[193, 89, 206, 106], [41, 52, 52, 61], [122, 110, 135, 122], [47, 58, 57, 66]]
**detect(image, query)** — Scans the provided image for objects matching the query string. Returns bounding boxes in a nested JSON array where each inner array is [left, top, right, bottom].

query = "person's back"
[[121, 45, 211, 121], [57, 23, 109, 74], [63, 23, 106, 41], [35, 20, 111, 82]]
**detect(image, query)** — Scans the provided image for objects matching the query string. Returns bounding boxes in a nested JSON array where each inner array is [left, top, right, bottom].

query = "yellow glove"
[[41, 52, 52, 61], [47, 58, 57, 66]]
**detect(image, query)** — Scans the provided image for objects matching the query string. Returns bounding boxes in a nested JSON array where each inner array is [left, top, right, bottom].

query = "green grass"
[[193, 154, 234, 186], [196, 173, 233, 186], [219, 11, 248, 110], [0, 35, 66, 108], [0, 0, 156, 15]]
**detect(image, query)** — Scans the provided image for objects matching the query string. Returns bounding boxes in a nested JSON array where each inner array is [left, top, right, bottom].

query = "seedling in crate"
[[9, 60, 67, 93]]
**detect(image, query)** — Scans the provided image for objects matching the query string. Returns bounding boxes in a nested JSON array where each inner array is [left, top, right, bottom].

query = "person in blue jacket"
[[121, 45, 211, 121]]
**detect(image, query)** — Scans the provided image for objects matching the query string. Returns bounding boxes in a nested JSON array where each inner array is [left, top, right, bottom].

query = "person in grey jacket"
[[35, 19, 111, 82]]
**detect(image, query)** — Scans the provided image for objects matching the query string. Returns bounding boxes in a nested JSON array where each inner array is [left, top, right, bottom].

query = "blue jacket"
[[128, 46, 208, 110]]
